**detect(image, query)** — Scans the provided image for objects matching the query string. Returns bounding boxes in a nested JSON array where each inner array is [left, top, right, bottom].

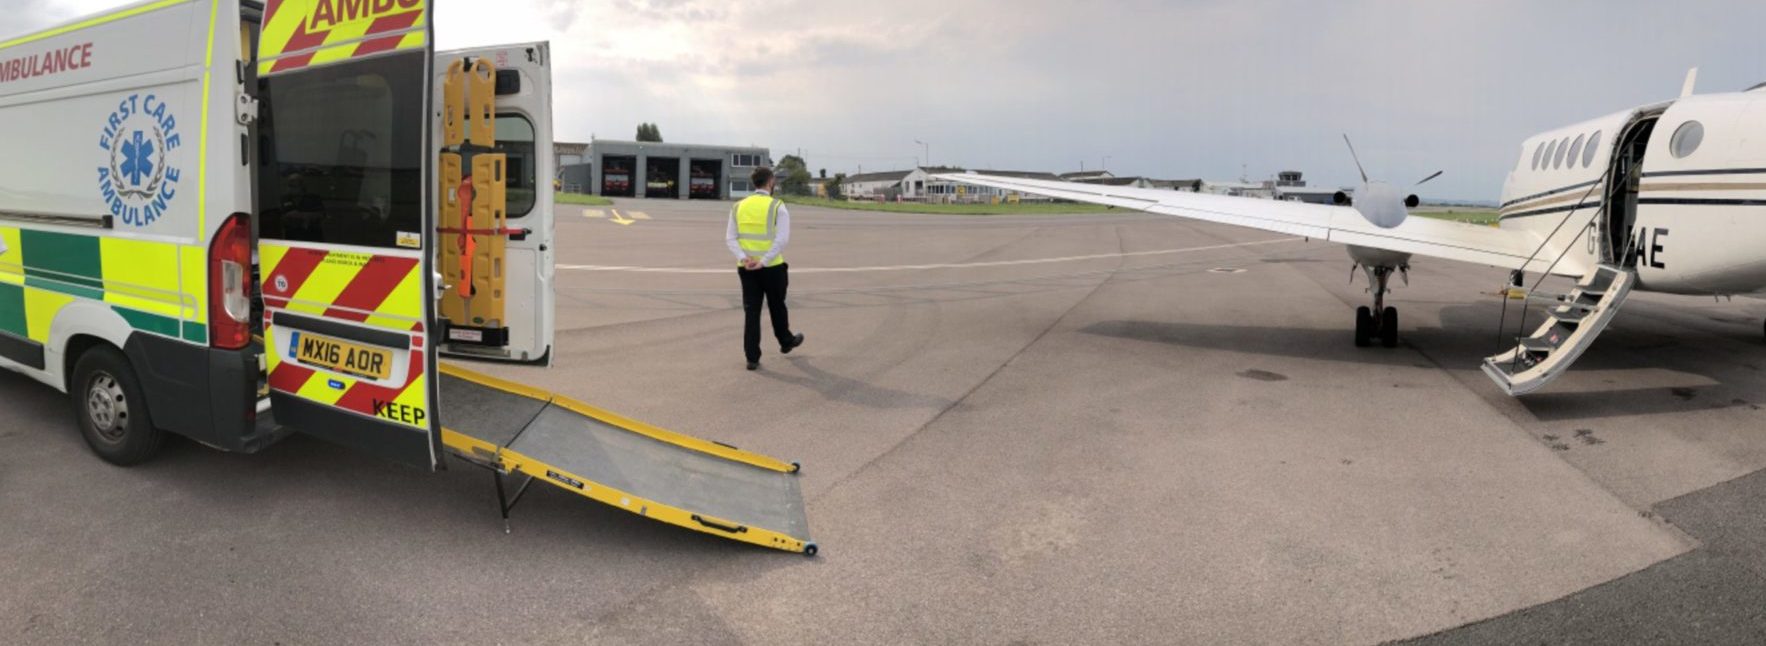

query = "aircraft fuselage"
[[1497, 87, 1766, 296]]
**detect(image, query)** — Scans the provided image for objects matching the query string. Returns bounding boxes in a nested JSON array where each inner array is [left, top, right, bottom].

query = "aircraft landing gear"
[[1354, 265, 1402, 348]]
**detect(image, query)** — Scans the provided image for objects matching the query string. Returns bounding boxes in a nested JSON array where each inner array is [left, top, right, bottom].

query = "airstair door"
[[434, 43, 556, 364], [253, 0, 442, 468], [1482, 264, 1635, 395]]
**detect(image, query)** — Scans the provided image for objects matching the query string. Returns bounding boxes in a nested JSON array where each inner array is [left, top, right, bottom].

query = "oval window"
[[1553, 138, 1568, 169], [1670, 121, 1704, 159], [1532, 142, 1545, 170], [1582, 130, 1602, 168], [1566, 134, 1585, 170]]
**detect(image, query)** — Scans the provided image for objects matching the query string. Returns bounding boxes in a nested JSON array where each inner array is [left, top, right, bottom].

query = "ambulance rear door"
[[253, 0, 441, 468], [433, 42, 555, 363]]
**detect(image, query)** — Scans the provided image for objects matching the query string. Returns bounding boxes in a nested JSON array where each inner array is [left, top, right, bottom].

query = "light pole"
[[915, 140, 929, 168]]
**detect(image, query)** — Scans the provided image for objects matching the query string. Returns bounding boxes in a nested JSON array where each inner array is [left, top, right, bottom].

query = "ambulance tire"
[[70, 346, 163, 466]]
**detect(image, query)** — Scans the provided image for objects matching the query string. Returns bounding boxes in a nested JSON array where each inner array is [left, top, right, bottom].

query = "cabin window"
[[1553, 138, 1568, 169], [1566, 135, 1585, 170], [1582, 131, 1602, 168], [1532, 142, 1545, 170], [1670, 121, 1704, 159]]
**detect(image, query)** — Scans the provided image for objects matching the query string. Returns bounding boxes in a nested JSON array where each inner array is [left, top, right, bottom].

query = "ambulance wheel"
[[1354, 306, 1374, 347], [71, 346, 162, 466], [1381, 307, 1400, 348]]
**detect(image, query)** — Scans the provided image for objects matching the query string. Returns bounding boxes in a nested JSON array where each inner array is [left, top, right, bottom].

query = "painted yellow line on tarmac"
[[610, 209, 636, 226], [557, 237, 1302, 274], [582, 209, 605, 219], [628, 211, 651, 220]]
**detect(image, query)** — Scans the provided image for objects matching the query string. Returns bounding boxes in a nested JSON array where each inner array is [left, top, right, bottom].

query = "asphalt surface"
[[3, 197, 1765, 644]]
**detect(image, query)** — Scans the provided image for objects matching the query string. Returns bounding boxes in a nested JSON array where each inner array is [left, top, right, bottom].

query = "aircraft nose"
[[1355, 181, 1409, 229]]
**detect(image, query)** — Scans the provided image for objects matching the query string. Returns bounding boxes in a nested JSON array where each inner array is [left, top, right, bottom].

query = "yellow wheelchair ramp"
[[437, 364, 815, 556]]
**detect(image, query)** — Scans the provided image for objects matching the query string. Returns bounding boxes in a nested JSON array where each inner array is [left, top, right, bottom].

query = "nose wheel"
[[1354, 265, 1402, 348], [1354, 306, 1399, 348]]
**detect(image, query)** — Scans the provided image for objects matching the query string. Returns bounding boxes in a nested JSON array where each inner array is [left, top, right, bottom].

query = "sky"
[[15, 0, 1766, 201]]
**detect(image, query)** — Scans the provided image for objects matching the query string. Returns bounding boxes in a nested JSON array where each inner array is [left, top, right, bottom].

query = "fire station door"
[[254, 0, 442, 469], [435, 44, 556, 363]]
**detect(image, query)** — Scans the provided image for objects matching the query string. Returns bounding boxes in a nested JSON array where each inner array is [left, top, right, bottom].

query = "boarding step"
[[1549, 304, 1594, 324], [1482, 264, 1635, 396]]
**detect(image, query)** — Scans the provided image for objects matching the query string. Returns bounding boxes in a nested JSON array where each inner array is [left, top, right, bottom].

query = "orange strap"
[[456, 180, 476, 298]]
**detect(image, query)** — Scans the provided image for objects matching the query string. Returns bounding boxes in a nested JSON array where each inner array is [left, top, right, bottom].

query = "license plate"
[[449, 328, 484, 343], [291, 332, 394, 381]]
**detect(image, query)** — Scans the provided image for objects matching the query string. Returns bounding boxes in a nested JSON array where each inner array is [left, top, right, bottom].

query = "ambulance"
[[0, 0, 816, 556]]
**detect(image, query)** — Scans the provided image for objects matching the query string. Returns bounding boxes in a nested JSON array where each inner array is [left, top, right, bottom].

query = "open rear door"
[[433, 43, 555, 363], [254, 0, 441, 468]]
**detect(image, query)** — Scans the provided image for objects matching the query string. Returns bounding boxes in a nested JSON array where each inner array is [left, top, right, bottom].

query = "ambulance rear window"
[[256, 55, 426, 249], [496, 115, 536, 217]]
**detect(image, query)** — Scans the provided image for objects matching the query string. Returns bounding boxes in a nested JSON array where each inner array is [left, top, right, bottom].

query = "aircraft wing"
[[936, 174, 1552, 273]]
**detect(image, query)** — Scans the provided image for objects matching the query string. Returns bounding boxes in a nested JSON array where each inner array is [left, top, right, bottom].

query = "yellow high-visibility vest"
[[732, 195, 784, 267]]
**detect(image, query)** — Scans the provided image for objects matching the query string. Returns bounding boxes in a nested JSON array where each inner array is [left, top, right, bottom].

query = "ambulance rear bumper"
[[125, 334, 292, 454]]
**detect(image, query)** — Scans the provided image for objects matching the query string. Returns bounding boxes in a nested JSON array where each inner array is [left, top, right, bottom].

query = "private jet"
[[941, 71, 1766, 396]]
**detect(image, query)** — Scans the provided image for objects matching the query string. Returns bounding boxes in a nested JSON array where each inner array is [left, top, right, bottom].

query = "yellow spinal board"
[[438, 58, 511, 347]]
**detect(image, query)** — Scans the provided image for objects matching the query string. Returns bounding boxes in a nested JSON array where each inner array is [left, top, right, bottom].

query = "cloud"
[[16, 0, 1766, 200]]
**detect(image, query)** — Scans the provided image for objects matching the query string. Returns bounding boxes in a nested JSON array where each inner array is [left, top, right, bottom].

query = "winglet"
[[1681, 67, 1699, 98]]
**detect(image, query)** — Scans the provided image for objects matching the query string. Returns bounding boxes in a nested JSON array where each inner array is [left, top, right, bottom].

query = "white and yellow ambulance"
[[0, 0, 816, 555], [0, 0, 557, 466]]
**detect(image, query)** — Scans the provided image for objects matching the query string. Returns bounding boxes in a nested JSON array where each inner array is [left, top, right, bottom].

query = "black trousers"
[[738, 263, 793, 362]]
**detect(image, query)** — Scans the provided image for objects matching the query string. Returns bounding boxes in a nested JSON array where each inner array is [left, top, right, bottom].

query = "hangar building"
[[560, 139, 773, 200]]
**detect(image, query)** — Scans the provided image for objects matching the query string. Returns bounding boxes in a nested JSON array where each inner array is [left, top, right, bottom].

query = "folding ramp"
[[437, 364, 816, 556]]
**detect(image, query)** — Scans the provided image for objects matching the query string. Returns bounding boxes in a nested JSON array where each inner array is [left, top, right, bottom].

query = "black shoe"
[[782, 333, 805, 354], [746, 361, 760, 371]]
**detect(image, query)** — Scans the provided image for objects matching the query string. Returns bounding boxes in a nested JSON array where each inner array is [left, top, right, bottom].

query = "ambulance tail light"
[[210, 213, 252, 350]]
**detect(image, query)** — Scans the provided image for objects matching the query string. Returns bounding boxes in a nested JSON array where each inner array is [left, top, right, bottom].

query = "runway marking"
[[610, 209, 636, 226], [557, 237, 1301, 274], [628, 211, 651, 220], [582, 209, 606, 219]]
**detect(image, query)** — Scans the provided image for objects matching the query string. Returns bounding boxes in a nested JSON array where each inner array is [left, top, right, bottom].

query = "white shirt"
[[725, 188, 791, 266]]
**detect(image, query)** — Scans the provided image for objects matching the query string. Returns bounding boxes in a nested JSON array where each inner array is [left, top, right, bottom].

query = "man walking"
[[726, 167, 804, 371]]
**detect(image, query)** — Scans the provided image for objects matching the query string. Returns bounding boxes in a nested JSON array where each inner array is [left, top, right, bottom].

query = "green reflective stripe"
[[9, 228, 206, 344], [113, 306, 180, 338], [181, 321, 208, 344], [20, 230, 103, 296], [0, 282, 24, 337]]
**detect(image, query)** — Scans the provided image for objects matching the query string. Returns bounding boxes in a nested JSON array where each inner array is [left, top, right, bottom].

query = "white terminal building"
[[836, 167, 1345, 204]]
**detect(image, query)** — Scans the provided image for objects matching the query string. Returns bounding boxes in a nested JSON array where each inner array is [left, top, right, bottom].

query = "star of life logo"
[[97, 93, 183, 227]]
